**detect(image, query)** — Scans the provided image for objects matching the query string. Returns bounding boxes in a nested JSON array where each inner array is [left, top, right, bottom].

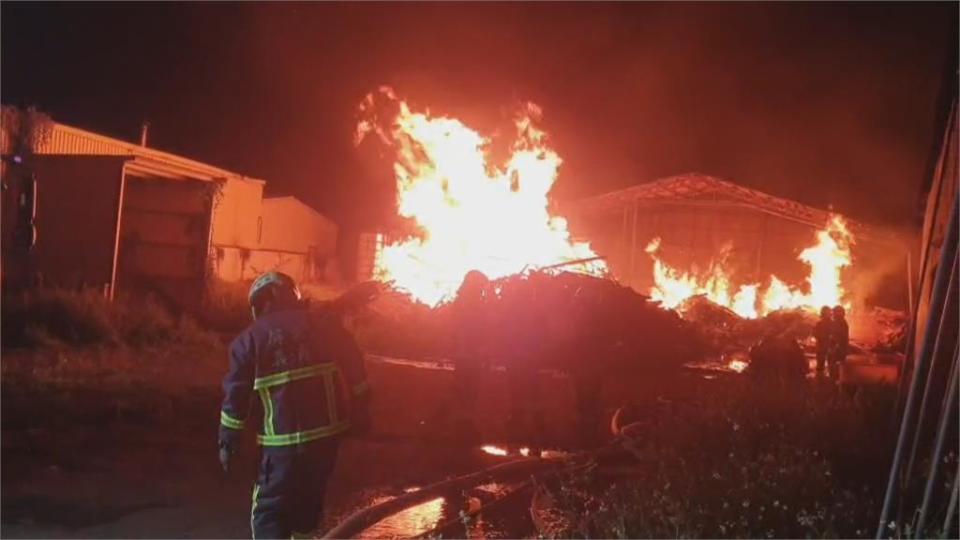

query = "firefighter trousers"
[[251, 438, 340, 539]]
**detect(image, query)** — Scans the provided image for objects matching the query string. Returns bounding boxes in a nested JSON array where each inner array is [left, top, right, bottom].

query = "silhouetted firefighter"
[[448, 270, 491, 444], [499, 275, 547, 454], [218, 272, 372, 539], [828, 305, 850, 379], [814, 306, 833, 376], [564, 283, 608, 447]]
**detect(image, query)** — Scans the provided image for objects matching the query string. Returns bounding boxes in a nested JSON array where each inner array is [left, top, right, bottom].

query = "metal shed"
[[567, 173, 908, 308], [2, 118, 266, 307]]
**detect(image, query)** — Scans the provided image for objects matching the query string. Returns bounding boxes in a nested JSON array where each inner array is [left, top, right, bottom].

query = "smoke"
[[2, 2, 954, 231], [847, 224, 916, 310]]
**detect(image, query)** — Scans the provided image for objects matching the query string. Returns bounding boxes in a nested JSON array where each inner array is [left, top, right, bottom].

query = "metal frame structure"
[[571, 172, 898, 246]]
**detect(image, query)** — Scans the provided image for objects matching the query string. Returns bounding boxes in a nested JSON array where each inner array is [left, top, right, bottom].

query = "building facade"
[[1, 112, 336, 307]]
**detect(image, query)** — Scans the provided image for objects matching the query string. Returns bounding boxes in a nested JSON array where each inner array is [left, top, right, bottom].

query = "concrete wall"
[[210, 177, 264, 249], [260, 196, 337, 257], [212, 247, 317, 283], [211, 196, 338, 285]]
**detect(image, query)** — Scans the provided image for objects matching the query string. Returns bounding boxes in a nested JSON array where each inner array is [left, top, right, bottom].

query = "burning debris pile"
[[680, 294, 817, 356], [646, 215, 855, 319], [353, 88, 903, 375], [356, 270, 700, 375], [355, 87, 606, 307], [491, 271, 699, 373]]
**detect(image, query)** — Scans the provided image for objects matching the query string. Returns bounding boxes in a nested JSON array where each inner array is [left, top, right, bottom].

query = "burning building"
[[567, 173, 909, 320]]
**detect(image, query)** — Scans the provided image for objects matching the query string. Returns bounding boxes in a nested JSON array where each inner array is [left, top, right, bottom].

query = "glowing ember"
[[647, 215, 854, 318], [728, 359, 749, 373], [481, 445, 509, 456], [356, 87, 605, 306]]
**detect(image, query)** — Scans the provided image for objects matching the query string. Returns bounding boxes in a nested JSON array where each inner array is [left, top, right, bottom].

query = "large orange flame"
[[356, 88, 605, 306], [647, 215, 854, 318]]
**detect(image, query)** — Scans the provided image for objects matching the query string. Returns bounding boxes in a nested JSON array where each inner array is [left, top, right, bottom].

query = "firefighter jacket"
[[219, 307, 369, 449], [813, 319, 832, 352]]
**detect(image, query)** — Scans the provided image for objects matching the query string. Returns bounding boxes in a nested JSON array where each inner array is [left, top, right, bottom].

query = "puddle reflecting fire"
[[480, 444, 509, 456], [359, 495, 445, 538]]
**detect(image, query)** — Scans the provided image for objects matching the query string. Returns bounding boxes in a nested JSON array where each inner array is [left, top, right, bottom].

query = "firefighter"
[[566, 283, 606, 446], [218, 272, 371, 539], [448, 270, 490, 444], [813, 306, 832, 376], [500, 275, 547, 454], [828, 305, 850, 379]]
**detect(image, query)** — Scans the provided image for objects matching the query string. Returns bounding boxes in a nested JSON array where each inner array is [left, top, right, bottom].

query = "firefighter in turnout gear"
[[813, 306, 832, 376], [448, 270, 490, 444], [218, 272, 371, 539], [828, 305, 850, 379]]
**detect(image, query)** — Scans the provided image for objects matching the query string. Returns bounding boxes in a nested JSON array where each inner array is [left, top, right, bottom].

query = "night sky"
[[2, 2, 956, 232]]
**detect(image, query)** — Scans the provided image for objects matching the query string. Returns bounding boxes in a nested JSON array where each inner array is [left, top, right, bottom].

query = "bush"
[[199, 280, 252, 333], [4, 288, 118, 347], [542, 381, 895, 538], [2, 288, 221, 352]]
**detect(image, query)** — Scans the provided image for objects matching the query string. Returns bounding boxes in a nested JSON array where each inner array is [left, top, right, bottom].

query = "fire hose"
[[321, 444, 631, 539], [321, 456, 567, 539], [322, 406, 643, 538]]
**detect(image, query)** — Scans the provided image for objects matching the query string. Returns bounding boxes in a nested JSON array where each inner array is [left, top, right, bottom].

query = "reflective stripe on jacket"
[[219, 307, 369, 448]]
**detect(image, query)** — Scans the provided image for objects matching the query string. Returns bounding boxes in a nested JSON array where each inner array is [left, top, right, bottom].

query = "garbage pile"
[[679, 294, 817, 356], [356, 270, 900, 378], [490, 271, 701, 373], [357, 270, 701, 374]]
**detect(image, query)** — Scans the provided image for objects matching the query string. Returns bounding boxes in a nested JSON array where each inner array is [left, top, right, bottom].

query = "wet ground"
[[2, 348, 889, 538], [1, 356, 602, 538]]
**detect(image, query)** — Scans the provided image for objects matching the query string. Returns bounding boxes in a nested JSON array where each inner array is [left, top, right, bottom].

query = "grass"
[[2, 287, 222, 350], [541, 380, 898, 538], [1, 287, 226, 393]]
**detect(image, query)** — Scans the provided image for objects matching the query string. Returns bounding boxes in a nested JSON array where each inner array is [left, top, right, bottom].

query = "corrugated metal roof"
[[3, 119, 264, 184]]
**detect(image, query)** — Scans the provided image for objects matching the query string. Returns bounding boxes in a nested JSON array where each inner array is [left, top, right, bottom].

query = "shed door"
[[117, 176, 211, 309]]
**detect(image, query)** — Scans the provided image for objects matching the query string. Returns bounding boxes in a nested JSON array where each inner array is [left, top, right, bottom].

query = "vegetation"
[[540, 380, 899, 539], [2, 287, 220, 350], [1, 288, 225, 392], [199, 280, 255, 333]]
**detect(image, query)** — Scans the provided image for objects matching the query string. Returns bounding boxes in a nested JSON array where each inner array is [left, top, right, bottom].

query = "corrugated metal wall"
[[914, 100, 958, 358], [117, 176, 212, 308], [25, 156, 127, 291]]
